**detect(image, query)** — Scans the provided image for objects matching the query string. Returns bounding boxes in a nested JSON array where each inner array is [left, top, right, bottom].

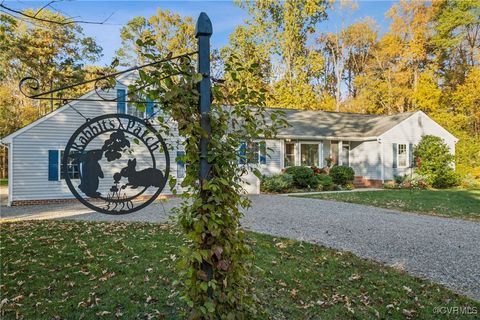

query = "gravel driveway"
[[1, 194, 479, 300]]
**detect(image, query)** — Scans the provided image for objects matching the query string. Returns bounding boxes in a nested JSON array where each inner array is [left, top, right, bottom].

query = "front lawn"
[[299, 189, 480, 220], [1, 221, 478, 319], [0, 179, 7, 186]]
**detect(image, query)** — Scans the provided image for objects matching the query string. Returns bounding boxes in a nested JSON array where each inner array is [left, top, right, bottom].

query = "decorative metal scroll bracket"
[[18, 51, 198, 104]]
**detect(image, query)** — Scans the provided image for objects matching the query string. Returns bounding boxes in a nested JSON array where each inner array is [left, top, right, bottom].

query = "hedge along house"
[[1, 74, 457, 205]]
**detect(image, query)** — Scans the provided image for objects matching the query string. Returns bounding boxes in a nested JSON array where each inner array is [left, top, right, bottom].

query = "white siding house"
[[257, 109, 457, 188], [1, 80, 457, 205]]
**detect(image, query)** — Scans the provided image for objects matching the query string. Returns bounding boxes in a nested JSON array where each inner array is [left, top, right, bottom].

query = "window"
[[177, 151, 186, 179], [300, 143, 319, 166], [127, 104, 146, 118], [118, 89, 154, 118], [60, 151, 80, 180], [239, 141, 266, 164], [397, 144, 407, 167], [117, 89, 126, 113], [285, 142, 296, 167]]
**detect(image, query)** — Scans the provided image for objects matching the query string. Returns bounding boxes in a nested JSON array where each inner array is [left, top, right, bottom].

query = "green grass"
[[298, 189, 480, 220], [0, 179, 7, 186], [1, 221, 478, 319]]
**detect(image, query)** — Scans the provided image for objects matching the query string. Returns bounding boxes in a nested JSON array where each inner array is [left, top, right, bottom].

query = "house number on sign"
[[63, 114, 170, 214]]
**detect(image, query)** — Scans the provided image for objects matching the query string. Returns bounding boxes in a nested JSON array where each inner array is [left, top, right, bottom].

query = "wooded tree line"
[[0, 9, 108, 139], [1, 0, 478, 179], [219, 0, 479, 179]]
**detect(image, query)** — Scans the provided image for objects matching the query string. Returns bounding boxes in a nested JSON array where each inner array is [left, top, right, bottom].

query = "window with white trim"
[[239, 141, 266, 164], [300, 143, 319, 166], [60, 151, 80, 180], [284, 142, 296, 167], [397, 144, 407, 168]]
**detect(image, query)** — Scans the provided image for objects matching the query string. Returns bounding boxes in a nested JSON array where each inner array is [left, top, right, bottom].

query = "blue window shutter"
[[117, 89, 126, 113], [146, 98, 154, 117], [408, 143, 413, 168], [48, 150, 59, 181], [239, 141, 246, 164], [259, 141, 266, 164], [392, 143, 398, 169], [176, 151, 185, 178]]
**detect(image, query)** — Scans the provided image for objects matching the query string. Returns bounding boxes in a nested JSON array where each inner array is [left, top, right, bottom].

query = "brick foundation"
[[10, 194, 175, 206], [353, 176, 384, 188]]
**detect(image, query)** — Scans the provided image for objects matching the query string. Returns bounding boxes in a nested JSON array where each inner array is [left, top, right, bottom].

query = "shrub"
[[414, 135, 459, 188], [344, 182, 355, 190], [261, 174, 293, 193], [394, 174, 406, 185], [460, 173, 480, 189], [383, 181, 397, 189], [431, 169, 460, 189], [311, 166, 326, 175], [329, 165, 355, 186], [315, 174, 334, 191], [402, 173, 430, 189], [285, 166, 318, 189]]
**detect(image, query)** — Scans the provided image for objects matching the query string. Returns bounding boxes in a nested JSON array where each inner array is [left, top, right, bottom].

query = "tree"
[[353, 1, 435, 114], [0, 9, 102, 136], [445, 66, 480, 178], [413, 135, 459, 188], [0, 83, 38, 138], [220, 25, 272, 104], [233, 0, 329, 109], [115, 16, 150, 66], [115, 10, 195, 67], [318, 16, 377, 111], [343, 18, 378, 98], [432, 0, 480, 90]]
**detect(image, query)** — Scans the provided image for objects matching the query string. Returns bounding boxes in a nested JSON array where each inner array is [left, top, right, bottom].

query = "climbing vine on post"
[[129, 12, 287, 318]]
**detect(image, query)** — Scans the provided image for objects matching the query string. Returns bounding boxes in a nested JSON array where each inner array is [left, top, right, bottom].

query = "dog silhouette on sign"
[[75, 149, 104, 197], [114, 159, 164, 189]]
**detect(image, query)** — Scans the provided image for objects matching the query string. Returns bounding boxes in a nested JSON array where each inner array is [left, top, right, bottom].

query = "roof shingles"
[[268, 108, 415, 139]]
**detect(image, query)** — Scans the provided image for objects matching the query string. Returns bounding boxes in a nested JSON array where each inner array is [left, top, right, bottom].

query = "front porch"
[[280, 139, 385, 188]]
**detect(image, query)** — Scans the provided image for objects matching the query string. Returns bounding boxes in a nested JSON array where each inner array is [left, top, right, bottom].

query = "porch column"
[[338, 141, 343, 165], [296, 141, 300, 166]]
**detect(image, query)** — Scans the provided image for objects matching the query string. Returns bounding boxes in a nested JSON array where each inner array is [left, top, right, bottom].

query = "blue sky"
[[4, 1, 396, 66]]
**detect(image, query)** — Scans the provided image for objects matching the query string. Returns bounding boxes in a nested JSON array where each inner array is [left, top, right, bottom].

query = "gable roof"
[[269, 108, 416, 140]]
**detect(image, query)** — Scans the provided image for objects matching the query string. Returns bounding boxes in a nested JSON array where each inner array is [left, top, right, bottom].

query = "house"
[[257, 109, 457, 187], [1, 76, 458, 206]]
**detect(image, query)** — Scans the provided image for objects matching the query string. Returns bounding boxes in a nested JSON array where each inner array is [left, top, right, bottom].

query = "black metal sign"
[[17, 13, 214, 216], [63, 114, 170, 214]]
